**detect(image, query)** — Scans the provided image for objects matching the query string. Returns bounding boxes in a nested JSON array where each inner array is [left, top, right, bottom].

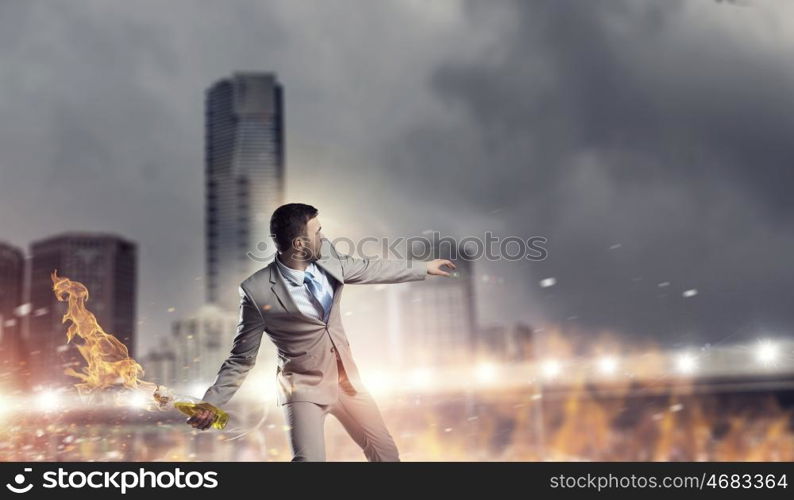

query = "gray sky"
[[1, 0, 793, 355]]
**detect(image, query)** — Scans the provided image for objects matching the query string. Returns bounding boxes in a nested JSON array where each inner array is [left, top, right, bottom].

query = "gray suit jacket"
[[202, 238, 427, 408]]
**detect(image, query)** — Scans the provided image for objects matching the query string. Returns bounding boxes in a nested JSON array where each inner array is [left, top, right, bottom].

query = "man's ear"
[[292, 236, 311, 262]]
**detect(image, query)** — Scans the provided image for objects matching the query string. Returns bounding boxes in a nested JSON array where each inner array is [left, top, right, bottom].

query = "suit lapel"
[[269, 263, 301, 316], [268, 259, 329, 326]]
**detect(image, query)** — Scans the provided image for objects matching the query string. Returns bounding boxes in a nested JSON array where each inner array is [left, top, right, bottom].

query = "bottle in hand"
[[175, 400, 229, 430]]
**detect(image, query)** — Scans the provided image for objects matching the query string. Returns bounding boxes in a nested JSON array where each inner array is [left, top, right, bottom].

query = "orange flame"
[[51, 270, 157, 396]]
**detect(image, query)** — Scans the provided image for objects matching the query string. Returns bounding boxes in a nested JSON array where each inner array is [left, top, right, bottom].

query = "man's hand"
[[186, 407, 216, 430], [426, 259, 456, 277]]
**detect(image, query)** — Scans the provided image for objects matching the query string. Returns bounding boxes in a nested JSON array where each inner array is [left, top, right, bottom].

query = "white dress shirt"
[[275, 254, 335, 321]]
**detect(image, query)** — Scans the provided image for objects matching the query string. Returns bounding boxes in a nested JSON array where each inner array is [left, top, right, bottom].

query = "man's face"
[[296, 216, 323, 262]]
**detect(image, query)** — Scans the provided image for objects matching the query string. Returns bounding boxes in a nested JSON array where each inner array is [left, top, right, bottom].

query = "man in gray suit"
[[188, 203, 456, 461]]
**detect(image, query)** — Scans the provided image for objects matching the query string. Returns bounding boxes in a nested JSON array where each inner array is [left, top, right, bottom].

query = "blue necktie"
[[304, 270, 333, 321]]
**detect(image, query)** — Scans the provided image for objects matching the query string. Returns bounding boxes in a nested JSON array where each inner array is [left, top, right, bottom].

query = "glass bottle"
[[153, 385, 229, 430]]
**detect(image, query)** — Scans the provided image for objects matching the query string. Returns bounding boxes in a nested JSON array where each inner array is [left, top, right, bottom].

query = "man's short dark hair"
[[270, 203, 319, 252]]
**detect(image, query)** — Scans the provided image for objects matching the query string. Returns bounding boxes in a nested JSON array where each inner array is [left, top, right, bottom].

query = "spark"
[[475, 362, 498, 383], [14, 303, 32, 316], [126, 391, 149, 409], [674, 352, 698, 374], [36, 390, 61, 411], [754, 339, 779, 367], [596, 356, 618, 375], [541, 359, 561, 379], [188, 383, 207, 399], [366, 370, 394, 394], [409, 367, 434, 388]]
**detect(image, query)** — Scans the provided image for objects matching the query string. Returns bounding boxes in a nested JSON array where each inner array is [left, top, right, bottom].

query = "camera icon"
[[6, 468, 33, 494]]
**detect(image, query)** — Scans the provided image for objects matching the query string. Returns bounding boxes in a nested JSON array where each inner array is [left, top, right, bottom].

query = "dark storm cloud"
[[2, 0, 792, 352], [383, 0, 794, 345]]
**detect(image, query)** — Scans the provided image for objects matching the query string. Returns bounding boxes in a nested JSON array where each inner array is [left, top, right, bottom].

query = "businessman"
[[188, 203, 456, 461]]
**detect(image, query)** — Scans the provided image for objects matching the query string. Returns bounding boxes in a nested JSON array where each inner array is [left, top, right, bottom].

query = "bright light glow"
[[597, 356, 618, 375], [539, 277, 557, 288], [754, 340, 779, 366], [365, 371, 393, 394], [248, 373, 275, 400], [541, 359, 561, 379], [188, 383, 206, 399], [409, 367, 434, 388], [675, 352, 698, 375], [126, 391, 148, 409], [36, 390, 60, 411], [475, 362, 498, 383]]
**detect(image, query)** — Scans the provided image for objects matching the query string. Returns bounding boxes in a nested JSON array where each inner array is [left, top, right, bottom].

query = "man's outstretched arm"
[[189, 285, 265, 429], [333, 243, 457, 284]]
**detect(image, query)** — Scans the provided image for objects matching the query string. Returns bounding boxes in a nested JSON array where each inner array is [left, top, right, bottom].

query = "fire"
[[51, 270, 157, 397], [0, 277, 780, 460], [49, 271, 227, 428]]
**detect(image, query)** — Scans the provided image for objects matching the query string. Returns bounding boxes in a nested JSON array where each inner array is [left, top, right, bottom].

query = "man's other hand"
[[427, 259, 456, 277], [186, 407, 216, 430]]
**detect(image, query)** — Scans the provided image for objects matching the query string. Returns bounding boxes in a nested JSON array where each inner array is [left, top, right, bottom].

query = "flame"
[[2, 277, 782, 460], [51, 270, 157, 397]]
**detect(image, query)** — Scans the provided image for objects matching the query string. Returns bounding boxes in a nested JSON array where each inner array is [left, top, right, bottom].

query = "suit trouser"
[[283, 356, 400, 462]]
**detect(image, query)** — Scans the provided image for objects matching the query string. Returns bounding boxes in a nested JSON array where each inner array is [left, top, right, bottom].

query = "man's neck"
[[277, 251, 311, 272]]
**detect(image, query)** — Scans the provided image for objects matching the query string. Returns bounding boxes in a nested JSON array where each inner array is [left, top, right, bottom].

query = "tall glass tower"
[[205, 72, 285, 311]]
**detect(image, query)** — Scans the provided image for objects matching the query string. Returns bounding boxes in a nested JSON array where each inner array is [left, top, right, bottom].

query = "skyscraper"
[[168, 304, 239, 390], [478, 322, 535, 362], [398, 240, 478, 367], [205, 72, 285, 311], [28, 233, 136, 387], [0, 241, 28, 390]]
